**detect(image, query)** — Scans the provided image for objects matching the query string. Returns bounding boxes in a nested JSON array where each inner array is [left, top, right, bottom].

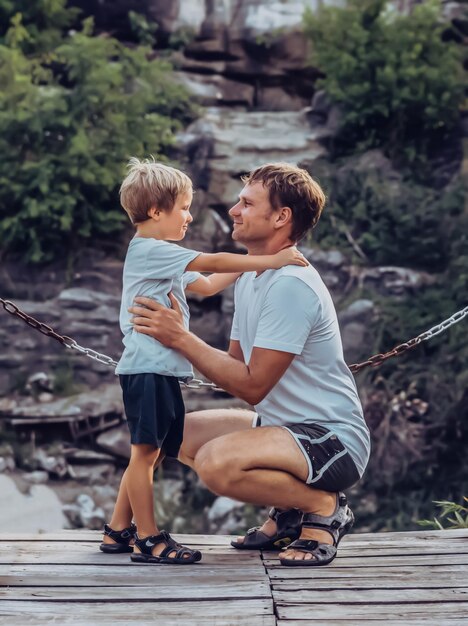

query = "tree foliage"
[[311, 156, 465, 271], [0, 1, 196, 263], [303, 0, 465, 172]]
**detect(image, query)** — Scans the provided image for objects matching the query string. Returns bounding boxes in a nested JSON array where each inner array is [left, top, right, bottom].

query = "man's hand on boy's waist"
[[129, 293, 187, 348]]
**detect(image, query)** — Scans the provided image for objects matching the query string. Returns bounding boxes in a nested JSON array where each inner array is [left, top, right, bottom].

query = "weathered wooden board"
[[0, 533, 235, 545], [0, 543, 259, 566], [0, 564, 267, 587], [268, 564, 468, 579], [272, 575, 468, 589], [0, 582, 271, 601], [265, 554, 468, 568], [264, 543, 468, 558], [273, 587, 468, 604], [0, 599, 275, 625], [276, 602, 468, 621], [0, 542, 245, 555], [342, 528, 468, 540], [278, 621, 467, 626]]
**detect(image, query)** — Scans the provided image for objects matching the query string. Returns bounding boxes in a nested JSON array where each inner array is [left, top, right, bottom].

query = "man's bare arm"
[[228, 339, 244, 363], [173, 333, 293, 405], [130, 296, 293, 405]]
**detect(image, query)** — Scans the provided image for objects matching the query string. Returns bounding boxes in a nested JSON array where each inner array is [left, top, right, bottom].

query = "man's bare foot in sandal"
[[279, 493, 354, 567], [231, 508, 302, 551], [131, 530, 202, 565]]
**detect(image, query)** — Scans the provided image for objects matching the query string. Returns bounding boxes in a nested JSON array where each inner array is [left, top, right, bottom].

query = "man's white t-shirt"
[[230, 264, 371, 477], [115, 237, 201, 379]]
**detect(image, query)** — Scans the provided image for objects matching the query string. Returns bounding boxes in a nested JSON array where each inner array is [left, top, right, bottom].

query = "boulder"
[[96, 423, 131, 459], [178, 108, 327, 210], [208, 496, 246, 533], [63, 493, 106, 529], [175, 72, 255, 107], [0, 474, 67, 532]]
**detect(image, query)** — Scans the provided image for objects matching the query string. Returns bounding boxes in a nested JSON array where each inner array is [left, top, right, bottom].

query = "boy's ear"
[[147, 206, 160, 220]]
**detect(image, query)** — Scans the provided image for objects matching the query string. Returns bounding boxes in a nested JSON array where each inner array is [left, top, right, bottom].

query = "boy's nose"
[[187, 212, 193, 223]]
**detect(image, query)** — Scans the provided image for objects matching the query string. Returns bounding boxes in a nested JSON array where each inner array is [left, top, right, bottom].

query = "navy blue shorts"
[[119, 373, 185, 457]]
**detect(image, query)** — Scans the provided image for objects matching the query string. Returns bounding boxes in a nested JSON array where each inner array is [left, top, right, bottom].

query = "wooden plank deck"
[[0, 529, 467, 625]]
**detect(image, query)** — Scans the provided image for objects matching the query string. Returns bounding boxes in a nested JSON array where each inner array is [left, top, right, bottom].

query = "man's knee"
[[194, 443, 238, 495]]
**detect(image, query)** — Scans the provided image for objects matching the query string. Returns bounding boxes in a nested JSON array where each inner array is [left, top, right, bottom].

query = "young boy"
[[100, 157, 307, 565]]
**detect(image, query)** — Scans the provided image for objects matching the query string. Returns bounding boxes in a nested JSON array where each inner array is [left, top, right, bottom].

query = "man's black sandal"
[[99, 523, 137, 554], [280, 493, 354, 567], [231, 507, 302, 550], [130, 530, 202, 565]]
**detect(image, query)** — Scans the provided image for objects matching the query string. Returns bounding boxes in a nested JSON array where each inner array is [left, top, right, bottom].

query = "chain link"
[[348, 305, 468, 373], [1, 297, 467, 385]]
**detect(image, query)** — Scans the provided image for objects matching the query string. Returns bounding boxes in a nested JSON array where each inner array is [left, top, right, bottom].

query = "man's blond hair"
[[242, 162, 326, 242], [120, 157, 192, 224]]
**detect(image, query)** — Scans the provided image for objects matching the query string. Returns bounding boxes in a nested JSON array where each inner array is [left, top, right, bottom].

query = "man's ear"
[[147, 206, 161, 221], [274, 206, 293, 230]]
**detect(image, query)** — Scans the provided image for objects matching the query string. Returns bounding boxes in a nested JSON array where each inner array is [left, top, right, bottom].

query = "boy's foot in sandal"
[[231, 507, 302, 550], [99, 523, 137, 553], [131, 530, 202, 565], [279, 493, 354, 567]]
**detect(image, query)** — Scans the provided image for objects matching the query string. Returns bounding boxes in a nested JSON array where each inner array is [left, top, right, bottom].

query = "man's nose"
[[229, 202, 240, 217]]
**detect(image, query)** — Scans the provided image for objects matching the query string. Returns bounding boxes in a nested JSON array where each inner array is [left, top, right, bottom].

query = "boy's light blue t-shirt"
[[115, 237, 201, 379], [230, 265, 371, 477]]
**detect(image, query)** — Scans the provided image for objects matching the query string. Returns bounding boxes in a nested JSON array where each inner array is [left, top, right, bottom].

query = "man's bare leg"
[[178, 408, 256, 469], [193, 426, 338, 562]]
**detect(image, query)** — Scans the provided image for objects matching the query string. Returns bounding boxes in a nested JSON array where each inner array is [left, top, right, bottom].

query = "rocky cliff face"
[[1, 0, 465, 395]]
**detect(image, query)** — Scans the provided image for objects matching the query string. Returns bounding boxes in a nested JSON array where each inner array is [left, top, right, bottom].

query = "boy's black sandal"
[[280, 493, 354, 567], [99, 523, 137, 553], [231, 507, 302, 550], [131, 530, 202, 565]]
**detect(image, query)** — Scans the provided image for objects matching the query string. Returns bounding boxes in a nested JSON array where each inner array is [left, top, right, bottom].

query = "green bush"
[[0, 2, 196, 264], [303, 0, 465, 172], [309, 158, 465, 270]]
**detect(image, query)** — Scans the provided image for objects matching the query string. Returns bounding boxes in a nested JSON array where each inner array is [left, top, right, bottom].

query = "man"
[[129, 162, 370, 565]]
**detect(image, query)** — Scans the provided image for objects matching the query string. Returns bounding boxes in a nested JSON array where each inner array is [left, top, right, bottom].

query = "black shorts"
[[254, 417, 360, 492], [119, 373, 185, 458]]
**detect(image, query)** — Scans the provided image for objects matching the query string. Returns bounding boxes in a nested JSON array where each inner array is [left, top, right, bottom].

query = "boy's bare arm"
[[186, 248, 307, 274], [186, 272, 241, 297]]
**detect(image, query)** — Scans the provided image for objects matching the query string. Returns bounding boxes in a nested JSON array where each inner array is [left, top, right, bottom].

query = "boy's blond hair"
[[120, 157, 193, 224]]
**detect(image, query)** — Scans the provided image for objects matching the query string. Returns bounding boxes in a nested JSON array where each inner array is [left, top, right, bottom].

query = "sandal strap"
[[134, 532, 166, 556], [135, 531, 200, 560], [241, 528, 271, 547], [103, 523, 137, 544], [287, 538, 319, 552], [302, 493, 352, 546], [268, 508, 303, 532], [284, 539, 337, 562]]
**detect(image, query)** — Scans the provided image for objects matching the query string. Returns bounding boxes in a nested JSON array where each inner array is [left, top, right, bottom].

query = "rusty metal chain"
[[0, 298, 221, 390], [1, 297, 467, 385], [348, 305, 468, 373]]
